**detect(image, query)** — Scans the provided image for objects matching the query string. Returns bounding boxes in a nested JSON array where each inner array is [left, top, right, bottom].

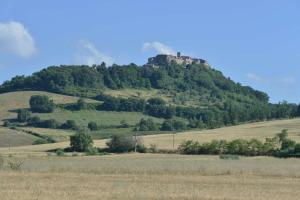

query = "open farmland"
[[142, 118, 300, 149], [1, 154, 300, 200]]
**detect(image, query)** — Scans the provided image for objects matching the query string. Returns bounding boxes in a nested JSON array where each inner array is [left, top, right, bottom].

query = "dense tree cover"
[[178, 130, 300, 157], [0, 63, 269, 105], [29, 95, 55, 113]]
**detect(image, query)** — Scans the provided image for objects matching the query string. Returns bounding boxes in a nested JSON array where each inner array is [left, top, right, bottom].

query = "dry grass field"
[[1, 154, 300, 200], [142, 118, 300, 149]]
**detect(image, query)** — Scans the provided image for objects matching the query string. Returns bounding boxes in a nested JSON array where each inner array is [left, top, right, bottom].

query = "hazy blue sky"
[[0, 0, 299, 103]]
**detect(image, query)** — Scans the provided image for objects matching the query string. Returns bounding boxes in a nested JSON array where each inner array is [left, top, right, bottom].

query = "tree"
[[77, 98, 88, 110], [106, 134, 144, 153], [17, 109, 31, 122], [61, 120, 78, 130], [147, 97, 166, 106], [88, 121, 98, 131], [29, 95, 54, 113], [136, 118, 158, 131], [70, 131, 93, 152]]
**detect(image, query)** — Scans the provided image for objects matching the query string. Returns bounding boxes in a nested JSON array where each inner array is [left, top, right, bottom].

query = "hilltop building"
[[147, 52, 209, 67]]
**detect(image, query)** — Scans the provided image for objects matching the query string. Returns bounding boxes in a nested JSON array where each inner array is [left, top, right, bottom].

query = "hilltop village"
[[147, 52, 209, 67]]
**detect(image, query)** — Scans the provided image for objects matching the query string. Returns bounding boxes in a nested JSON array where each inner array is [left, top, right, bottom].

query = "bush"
[[39, 119, 60, 129], [56, 149, 65, 156], [29, 95, 55, 113], [17, 109, 31, 122], [77, 98, 88, 110], [27, 116, 41, 126], [219, 154, 240, 160], [119, 120, 130, 128], [88, 121, 98, 131], [147, 97, 166, 106], [7, 159, 24, 171], [161, 119, 187, 131], [70, 131, 93, 152], [106, 134, 144, 153], [0, 156, 4, 169], [61, 120, 78, 130], [32, 138, 48, 145]]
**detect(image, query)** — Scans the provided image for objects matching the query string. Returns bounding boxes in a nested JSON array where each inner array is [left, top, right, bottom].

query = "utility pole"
[[173, 132, 175, 150], [134, 131, 137, 153]]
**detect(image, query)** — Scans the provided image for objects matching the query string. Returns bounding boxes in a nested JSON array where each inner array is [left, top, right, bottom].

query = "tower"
[[177, 52, 181, 57]]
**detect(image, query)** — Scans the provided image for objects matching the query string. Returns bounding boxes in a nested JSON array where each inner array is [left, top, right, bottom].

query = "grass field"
[[0, 91, 98, 122], [0, 154, 300, 200], [33, 109, 164, 127]]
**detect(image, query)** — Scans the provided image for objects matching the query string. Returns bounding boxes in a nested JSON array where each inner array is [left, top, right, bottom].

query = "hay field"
[[142, 118, 300, 149], [1, 154, 300, 200], [0, 127, 38, 147]]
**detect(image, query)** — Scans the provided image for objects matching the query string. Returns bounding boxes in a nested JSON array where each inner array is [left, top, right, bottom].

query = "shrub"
[[56, 149, 65, 156], [294, 144, 300, 153], [7, 159, 24, 171], [77, 98, 88, 110], [29, 95, 55, 113], [70, 131, 93, 152], [147, 97, 166, 106], [219, 154, 240, 160], [160, 120, 174, 131], [27, 116, 41, 126], [120, 120, 130, 128], [85, 147, 99, 156], [0, 156, 4, 169], [17, 109, 31, 122], [39, 119, 60, 129], [88, 121, 98, 131], [61, 120, 78, 130], [32, 138, 48, 145], [178, 140, 201, 155], [161, 119, 187, 131], [3, 120, 10, 127]]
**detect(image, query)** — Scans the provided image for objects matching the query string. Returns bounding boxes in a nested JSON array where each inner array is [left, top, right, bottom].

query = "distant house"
[[147, 52, 209, 68]]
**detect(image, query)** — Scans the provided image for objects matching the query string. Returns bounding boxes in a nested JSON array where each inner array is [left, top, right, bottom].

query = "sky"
[[0, 0, 299, 103]]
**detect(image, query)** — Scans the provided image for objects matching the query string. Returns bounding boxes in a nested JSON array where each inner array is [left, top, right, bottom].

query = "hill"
[[1, 60, 299, 129]]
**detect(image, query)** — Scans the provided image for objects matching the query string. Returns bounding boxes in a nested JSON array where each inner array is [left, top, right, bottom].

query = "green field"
[[33, 109, 164, 127]]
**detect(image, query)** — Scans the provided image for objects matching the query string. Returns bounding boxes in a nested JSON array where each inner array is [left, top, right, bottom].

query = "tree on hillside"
[[88, 121, 98, 131], [77, 98, 88, 110], [29, 95, 54, 113], [17, 109, 31, 122]]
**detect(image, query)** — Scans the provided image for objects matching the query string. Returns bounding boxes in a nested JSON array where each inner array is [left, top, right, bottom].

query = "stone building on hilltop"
[[147, 52, 209, 68]]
